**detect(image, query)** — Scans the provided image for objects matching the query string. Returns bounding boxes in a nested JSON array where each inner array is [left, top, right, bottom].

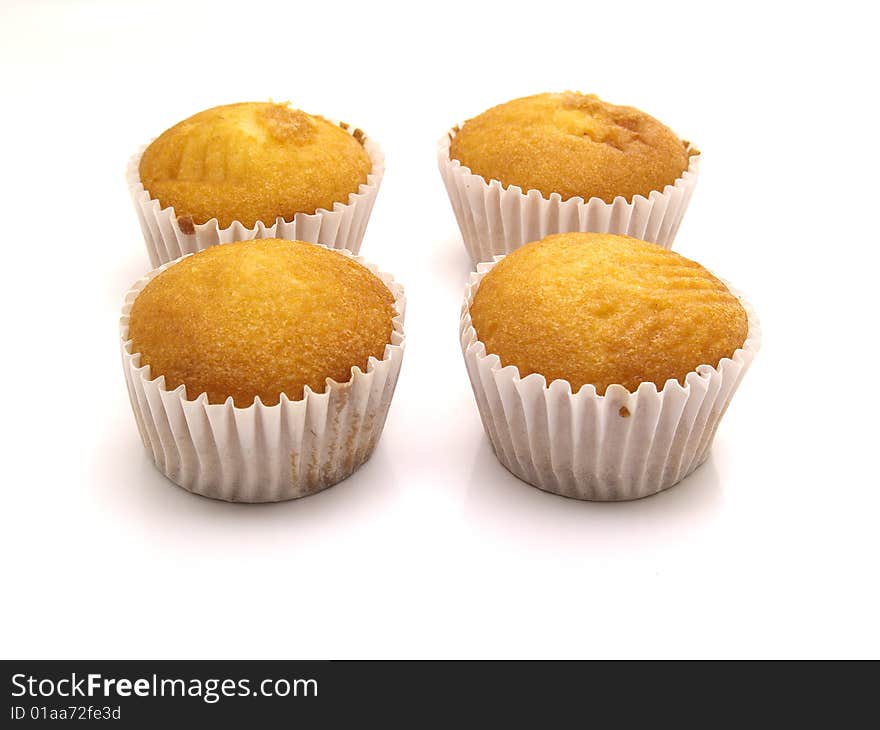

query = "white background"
[[2, 0, 878, 659]]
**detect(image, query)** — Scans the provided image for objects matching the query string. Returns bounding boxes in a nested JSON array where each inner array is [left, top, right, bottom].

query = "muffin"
[[460, 232, 760, 501], [129, 102, 384, 267], [439, 92, 700, 263], [121, 239, 406, 502]]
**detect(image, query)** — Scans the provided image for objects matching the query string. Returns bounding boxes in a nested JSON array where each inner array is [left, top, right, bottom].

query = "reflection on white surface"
[[93, 418, 401, 552], [464, 438, 723, 554]]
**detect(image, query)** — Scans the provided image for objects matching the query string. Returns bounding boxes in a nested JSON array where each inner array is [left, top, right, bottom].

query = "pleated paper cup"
[[128, 123, 384, 268], [120, 246, 405, 503], [460, 258, 760, 501], [439, 127, 700, 264]]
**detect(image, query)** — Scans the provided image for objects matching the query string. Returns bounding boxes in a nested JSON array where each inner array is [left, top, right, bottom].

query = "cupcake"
[[439, 92, 699, 263], [460, 232, 759, 501], [129, 102, 384, 266], [121, 239, 405, 502]]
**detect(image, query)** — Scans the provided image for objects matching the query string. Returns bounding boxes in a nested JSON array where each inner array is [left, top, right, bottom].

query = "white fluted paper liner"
[[120, 246, 405, 503], [460, 259, 760, 501], [128, 124, 384, 267], [438, 127, 700, 264]]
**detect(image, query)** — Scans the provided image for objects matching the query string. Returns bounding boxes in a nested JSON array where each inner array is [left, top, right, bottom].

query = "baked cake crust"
[[469, 232, 747, 395], [128, 239, 395, 407], [449, 92, 692, 204], [139, 102, 372, 228]]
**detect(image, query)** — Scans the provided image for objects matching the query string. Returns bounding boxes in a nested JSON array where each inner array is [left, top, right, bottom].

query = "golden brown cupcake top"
[[469, 233, 747, 394], [127, 239, 396, 407], [139, 102, 372, 229], [449, 92, 693, 204]]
